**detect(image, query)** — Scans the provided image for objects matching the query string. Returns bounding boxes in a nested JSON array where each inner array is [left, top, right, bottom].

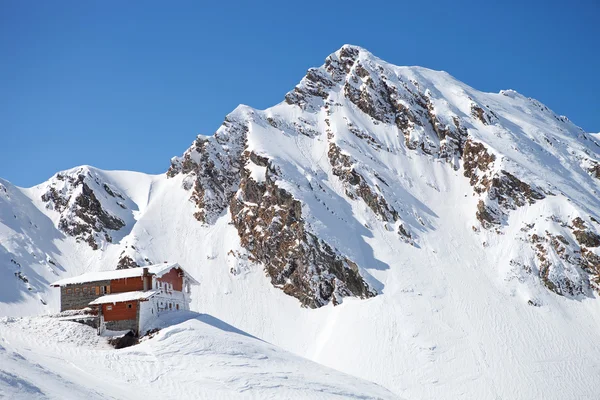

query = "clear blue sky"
[[1, 0, 598, 187]]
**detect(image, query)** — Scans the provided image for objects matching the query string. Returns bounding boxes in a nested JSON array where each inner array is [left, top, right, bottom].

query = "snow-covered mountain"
[[2, 45, 600, 399]]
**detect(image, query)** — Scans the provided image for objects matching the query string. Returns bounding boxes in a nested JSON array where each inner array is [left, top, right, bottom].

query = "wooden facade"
[[110, 276, 144, 293], [156, 268, 183, 292], [102, 301, 138, 322]]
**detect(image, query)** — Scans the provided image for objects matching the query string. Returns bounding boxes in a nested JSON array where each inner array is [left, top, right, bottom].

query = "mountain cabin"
[[50, 262, 199, 336]]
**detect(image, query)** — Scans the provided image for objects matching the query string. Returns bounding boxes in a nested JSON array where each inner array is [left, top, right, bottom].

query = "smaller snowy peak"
[[32, 166, 138, 250]]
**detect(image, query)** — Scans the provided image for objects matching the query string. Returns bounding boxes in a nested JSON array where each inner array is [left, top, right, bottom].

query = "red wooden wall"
[[157, 268, 183, 291], [110, 277, 144, 293], [102, 301, 137, 321]]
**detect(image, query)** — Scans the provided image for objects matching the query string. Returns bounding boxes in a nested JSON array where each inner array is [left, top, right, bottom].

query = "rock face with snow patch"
[[229, 151, 375, 308], [40, 167, 127, 249], [167, 115, 247, 224]]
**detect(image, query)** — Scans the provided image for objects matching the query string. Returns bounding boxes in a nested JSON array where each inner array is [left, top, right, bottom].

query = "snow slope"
[[0, 313, 395, 399], [2, 45, 600, 399]]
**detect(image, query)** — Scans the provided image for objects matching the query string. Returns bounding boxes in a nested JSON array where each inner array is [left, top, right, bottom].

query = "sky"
[[1, 0, 598, 187]]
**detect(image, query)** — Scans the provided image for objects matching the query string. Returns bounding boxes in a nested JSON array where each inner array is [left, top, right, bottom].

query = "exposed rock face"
[[581, 248, 600, 291], [168, 109, 376, 307], [116, 255, 140, 270], [474, 170, 546, 228], [489, 171, 546, 210], [523, 216, 600, 296], [41, 187, 69, 212], [590, 163, 600, 179], [470, 103, 498, 125], [572, 218, 600, 248], [168, 114, 247, 223], [229, 151, 375, 308], [463, 140, 496, 193], [328, 143, 397, 222], [527, 231, 583, 296], [462, 139, 545, 228], [40, 169, 126, 249]]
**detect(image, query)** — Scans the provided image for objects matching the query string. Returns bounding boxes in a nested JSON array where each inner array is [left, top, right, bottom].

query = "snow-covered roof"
[[89, 290, 159, 305], [50, 262, 198, 287]]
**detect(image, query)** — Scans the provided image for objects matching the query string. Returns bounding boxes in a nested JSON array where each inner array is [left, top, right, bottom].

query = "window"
[[106, 305, 112, 311], [101, 285, 111, 294], [127, 303, 132, 309], [66, 288, 72, 295], [83, 287, 88, 294], [75, 287, 80, 294]]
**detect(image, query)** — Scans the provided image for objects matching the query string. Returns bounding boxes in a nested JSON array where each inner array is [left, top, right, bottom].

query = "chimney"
[[142, 267, 149, 291]]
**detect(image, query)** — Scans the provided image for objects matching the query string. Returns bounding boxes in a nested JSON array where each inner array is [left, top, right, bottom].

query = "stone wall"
[[104, 319, 138, 333], [60, 280, 110, 311]]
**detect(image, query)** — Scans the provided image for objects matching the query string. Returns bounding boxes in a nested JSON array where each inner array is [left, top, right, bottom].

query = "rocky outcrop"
[[328, 143, 397, 222], [283, 45, 362, 110], [581, 248, 600, 291], [116, 255, 140, 270], [463, 139, 545, 228], [284, 68, 334, 110], [229, 151, 375, 308], [168, 114, 247, 223], [40, 170, 126, 249], [572, 218, 600, 248], [168, 109, 377, 307], [463, 140, 496, 194], [489, 171, 545, 210], [470, 103, 498, 125], [584, 159, 600, 179], [525, 221, 600, 296], [41, 187, 69, 212], [57, 181, 124, 249], [528, 232, 582, 296], [474, 171, 545, 229]]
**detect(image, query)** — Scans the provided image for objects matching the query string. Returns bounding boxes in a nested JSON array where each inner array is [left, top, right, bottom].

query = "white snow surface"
[[88, 290, 159, 305], [0, 313, 395, 399], [1, 45, 600, 399]]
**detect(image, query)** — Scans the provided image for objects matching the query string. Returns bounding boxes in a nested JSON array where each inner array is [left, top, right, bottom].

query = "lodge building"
[[50, 263, 199, 336]]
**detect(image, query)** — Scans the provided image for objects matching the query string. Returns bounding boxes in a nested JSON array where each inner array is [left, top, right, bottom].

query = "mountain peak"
[[166, 45, 600, 308]]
